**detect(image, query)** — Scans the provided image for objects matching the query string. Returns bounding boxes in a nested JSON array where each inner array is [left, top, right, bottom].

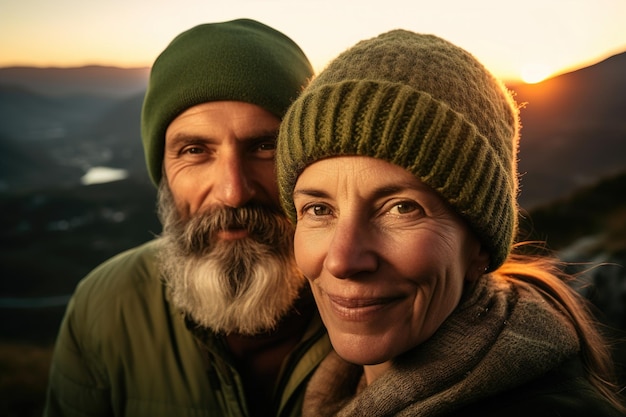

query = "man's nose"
[[213, 155, 255, 208]]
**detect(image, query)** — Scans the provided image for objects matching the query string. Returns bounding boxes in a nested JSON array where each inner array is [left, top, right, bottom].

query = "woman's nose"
[[323, 218, 378, 279]]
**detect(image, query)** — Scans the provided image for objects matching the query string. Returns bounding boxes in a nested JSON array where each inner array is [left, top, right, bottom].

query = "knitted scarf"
[[302, 275, 581, 416]]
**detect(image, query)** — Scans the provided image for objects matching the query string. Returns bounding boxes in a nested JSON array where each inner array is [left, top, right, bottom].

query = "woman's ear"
[[466, 246, 491, 282]]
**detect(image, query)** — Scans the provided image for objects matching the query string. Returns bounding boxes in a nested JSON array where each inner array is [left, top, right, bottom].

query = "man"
[[44, 19, 330, 417]]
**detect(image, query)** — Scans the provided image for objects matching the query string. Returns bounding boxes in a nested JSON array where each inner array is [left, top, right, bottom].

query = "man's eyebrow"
[[166, 129, 278, 146], [242, 129, 279, 142], [166, 133, 214, 148]]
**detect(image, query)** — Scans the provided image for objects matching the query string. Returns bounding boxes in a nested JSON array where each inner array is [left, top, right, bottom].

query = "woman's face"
[[293, 156, 487, 369]]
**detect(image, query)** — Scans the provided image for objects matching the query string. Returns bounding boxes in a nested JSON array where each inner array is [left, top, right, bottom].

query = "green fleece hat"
[[141, 18, 314, 185], [277, 30, 520, 271]]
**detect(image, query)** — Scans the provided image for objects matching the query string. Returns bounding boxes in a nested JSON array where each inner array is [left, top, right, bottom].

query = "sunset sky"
[[2, 0, 625, 83]]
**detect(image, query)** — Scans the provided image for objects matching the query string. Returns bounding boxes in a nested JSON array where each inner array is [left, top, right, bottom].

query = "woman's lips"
[[326, 293, 401, 321]]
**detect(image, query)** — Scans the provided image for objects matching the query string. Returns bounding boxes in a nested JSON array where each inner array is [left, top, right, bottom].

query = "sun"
[[520, 63, 552, 84]]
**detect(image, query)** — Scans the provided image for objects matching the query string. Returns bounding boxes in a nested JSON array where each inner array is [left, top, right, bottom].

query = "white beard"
[[157, 182, 305, 335]]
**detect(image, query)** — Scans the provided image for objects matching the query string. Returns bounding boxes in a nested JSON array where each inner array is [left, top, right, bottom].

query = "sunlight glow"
[[520, 63, 553, 84], [1, 0, 625, 82]]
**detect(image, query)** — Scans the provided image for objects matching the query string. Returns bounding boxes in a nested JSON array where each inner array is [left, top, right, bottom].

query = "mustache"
[[171, 204, 294, 255]]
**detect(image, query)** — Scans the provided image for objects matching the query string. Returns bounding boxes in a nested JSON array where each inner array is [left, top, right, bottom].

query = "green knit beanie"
[[141, 18, 314, 185], [277, 30, 520, 271]]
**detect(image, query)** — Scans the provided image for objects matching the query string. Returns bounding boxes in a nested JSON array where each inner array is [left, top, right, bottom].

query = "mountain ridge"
[[0, 65, 150, 98], [2, 52, 625, 207], [508, 52, 626, 208]]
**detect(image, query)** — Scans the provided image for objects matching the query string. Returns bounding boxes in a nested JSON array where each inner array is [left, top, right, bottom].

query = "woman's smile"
[[322, 288, 405, 321]]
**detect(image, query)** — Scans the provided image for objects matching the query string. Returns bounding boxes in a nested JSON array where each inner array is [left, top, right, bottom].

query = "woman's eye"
[[305, 204, 331, 216], [389, 201, 422, 215]]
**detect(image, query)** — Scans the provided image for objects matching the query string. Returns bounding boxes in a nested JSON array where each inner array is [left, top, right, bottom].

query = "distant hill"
[[0, 133, 84, 191], [523, 170, 626, 252], [0, 65, 150, 98], [0, 70, 150, 191], [0, 84, 119, 140], [508, 52, 626, 209]]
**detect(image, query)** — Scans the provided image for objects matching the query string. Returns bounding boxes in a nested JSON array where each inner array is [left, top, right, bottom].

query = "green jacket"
[[44, 240, 330, 417]]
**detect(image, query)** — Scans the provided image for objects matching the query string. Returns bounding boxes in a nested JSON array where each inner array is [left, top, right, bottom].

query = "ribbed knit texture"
[[277, 30, 520, 270], [141, 18, 314, 185]]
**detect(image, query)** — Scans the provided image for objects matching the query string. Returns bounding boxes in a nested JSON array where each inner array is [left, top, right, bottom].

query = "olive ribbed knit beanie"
[[277, 30, 520, 271], [141, 18, 314, 185]]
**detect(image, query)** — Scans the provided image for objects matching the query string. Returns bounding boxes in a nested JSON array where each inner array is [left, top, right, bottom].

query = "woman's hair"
[[496, 242, 625, 412]]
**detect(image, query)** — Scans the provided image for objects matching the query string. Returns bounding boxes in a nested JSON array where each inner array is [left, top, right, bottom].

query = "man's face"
[[164, 100, 282, 217], [157, 101, 305, 335]]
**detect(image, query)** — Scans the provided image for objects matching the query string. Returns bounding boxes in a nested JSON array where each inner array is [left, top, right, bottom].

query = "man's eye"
[[181, 146, 205, 155], [258, 142, 276, 151], [252, 141, 277, 160]]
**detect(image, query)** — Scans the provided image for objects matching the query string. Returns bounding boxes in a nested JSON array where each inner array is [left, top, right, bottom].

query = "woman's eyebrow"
[[293, 188, 329, 199], [372, 178, 435, 196], [293, 182, 428, 199]]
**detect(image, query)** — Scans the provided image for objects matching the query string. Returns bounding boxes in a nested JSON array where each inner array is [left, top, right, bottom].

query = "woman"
[[276, 29, 625, 416]]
